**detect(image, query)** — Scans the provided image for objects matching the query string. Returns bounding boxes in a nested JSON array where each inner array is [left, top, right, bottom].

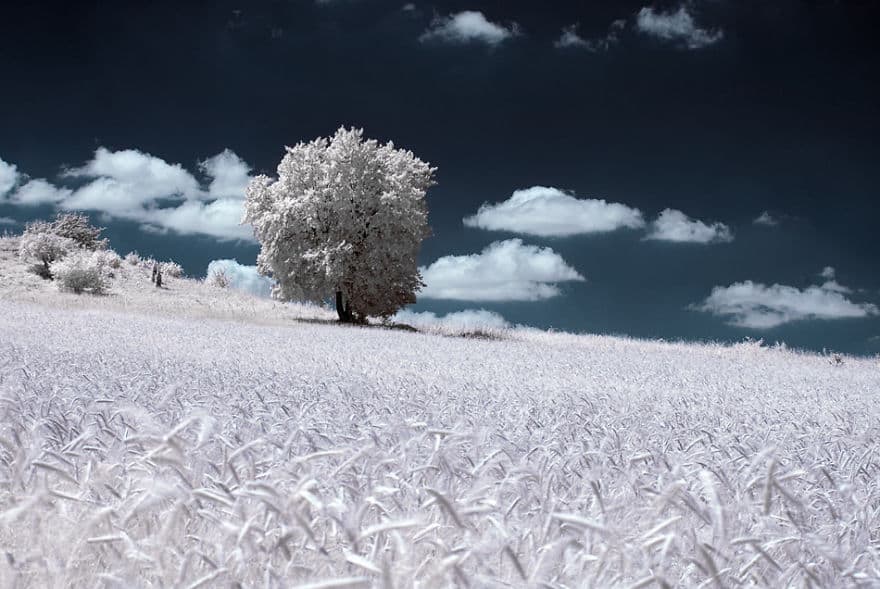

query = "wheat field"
[[1, 249, 879, 587]]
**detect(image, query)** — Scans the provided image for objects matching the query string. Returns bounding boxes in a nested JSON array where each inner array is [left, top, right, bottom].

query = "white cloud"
[[419, 239, 584, 301], [820, 266, 836, 280], [645, 208, 733, 244], [420, 11, 520, 46], [463, 186, 645, 237], [0, 147, 255, 241], [556, 20, 625, 52], [8, 179, 72, 206], [200, 149, 251, 200], [392, 309, 510, 331], [206, 259, 273, 298], [696, 280, 878, 329], [554, 24, 589, 49], [636, 5, 723, 49], [0, 157, 20, 196], [753, 211, 778, 226], [402, 3, 416, 11], [0, 216, 17, 225]]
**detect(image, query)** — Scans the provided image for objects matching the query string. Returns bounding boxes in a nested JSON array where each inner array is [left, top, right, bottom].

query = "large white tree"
[[243, 127, 436, 322]]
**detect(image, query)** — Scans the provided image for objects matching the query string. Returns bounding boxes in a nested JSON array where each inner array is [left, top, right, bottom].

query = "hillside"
[[1, 236, 879, 587]]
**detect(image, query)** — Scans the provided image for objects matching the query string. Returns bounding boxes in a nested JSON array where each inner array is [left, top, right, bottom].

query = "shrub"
[[125, 252, 141, 266], [18, 229, 77, 278], [50, 251, 108, 294], [92, 249, 122, 270], [205, 268, 230, 288], [48, 212, 107, 250], [161, 261, 183, 278]]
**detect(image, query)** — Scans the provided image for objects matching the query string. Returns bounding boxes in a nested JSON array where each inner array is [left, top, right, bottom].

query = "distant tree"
[[48, 212, 107, 250], [18, 224, 76, 278], [243, 127, 435, 323], [50, 250, 108, 294]]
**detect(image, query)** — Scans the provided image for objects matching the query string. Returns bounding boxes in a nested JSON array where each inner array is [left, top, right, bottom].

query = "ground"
[[0, 236, 878, 587]]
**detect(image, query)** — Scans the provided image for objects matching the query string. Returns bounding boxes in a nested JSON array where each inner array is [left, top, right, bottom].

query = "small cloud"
[[463, 186, 645, 237], [205, 259, 273, 298], [0, 157, 20, 196], [753, 211, 778, 226], [636, 5, 722, 49], [555, 20, 625, 52], [392, 309, 510, 331], [694, 279, 878, 329], [820, 266, 836, 280], [200, 149, 252, 200], [420, 238, 584, 302], [8, 179, 72, 206], [420, 11, 520, 46], [0, 216, 18, 225], [402, 3, 416, 11], [645, 208, 733, 244]]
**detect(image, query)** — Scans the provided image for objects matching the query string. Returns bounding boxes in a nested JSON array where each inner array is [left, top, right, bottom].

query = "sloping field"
[[0, 295, 879, 587]]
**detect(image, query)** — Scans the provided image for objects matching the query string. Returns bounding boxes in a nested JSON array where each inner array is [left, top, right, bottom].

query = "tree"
[[243, 127, 435, 323], [48, 212, 107, 250], [18, 225, 76, 278]]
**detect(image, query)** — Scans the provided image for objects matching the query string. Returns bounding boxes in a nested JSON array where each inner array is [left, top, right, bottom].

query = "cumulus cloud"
[[695, 280, 878, 329], [392, 309, 510, 331], [463, 186, 645, 237], [6, 179, 72, 206], [555, 20, 625, 52], [1, 148, 254, 241], [206, 259, 273, 298], [645, 208, 733, 244], [636, 5, 722, 49], [419, 239, 584, 301], [420, 11, 520, 46], [753, 211, 778, 226], [0, 157, 20, 196], [820, 266, 836, 280]]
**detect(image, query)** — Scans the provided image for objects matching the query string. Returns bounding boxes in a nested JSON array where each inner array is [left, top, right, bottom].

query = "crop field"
[[1, 293, 879, 587]]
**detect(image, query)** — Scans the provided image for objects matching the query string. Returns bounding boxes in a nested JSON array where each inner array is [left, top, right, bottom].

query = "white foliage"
[[205, 267, 230, 288], [49, 250, 108, 294], [243, 127, 435, 320], [161, 260, 183, 278], [17, 229, 76, 275], [124, 251, 142, 265]]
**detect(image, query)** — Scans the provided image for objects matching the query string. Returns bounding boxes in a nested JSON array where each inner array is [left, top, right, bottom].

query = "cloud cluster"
[[392, 309, 510, 331], [645, 208, 733, 243], [555, 20, 625, 52], [205, 259, 273, 298], [636, 5, 723, 49], [0, 149, 254, 241], [419, 239, 584, 302], [696, 279, 878, 329], [464, 186, 645, 237], [420, 11, 520, 46], [753, 211, 778, 226]]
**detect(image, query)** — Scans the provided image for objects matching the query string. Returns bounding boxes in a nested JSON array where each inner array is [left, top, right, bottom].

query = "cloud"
[[419, 239, 584, 301], [636, 5, 723, 49], [463, 186, 645, 237], [0, 216, 17, 225], [420, 11, 520, 46], [0, 157, 20, 196], [820, 266, 836, 280], [695, 280, 878, 329], [392, 309, 510, 331], [7, 179, 73, 206], [645, 208, 733, 243], [1, 148, 254, 241], [205, 259, 273, 298], [200, 149, 252, 200], [753, 211, 778, 226], [555, 20, 625, 52]]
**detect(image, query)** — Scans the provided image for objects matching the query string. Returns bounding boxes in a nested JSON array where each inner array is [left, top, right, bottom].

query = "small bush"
[[125, 252, 141, 266], [205, 268, 230, 288], [18, 230, 77, 278], [161, 261, 183, 278], [92, 249, 122, 270], [50, 251, 108, 294]]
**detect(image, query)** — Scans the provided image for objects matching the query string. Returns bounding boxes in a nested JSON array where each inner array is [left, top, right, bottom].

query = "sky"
[[1, 0, 879, 354]]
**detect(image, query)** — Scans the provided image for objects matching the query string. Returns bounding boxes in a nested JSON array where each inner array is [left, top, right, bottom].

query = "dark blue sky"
[[1, 0, 878, 354]]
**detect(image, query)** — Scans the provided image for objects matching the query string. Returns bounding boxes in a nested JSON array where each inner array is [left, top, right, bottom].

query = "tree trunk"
[[336, 290, 352, 323]]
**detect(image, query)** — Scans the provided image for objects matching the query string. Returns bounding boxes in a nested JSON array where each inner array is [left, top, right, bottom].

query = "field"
[[1, 239, 879, 587]]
